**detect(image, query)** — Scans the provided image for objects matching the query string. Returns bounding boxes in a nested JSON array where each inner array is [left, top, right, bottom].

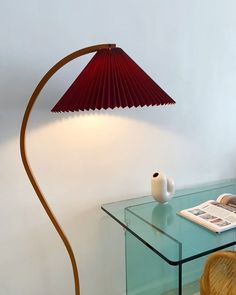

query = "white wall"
[[1, 0, 236, 294]]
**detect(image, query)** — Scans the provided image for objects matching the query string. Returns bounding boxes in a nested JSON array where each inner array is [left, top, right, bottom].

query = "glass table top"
[[102, 179, 236, 265]]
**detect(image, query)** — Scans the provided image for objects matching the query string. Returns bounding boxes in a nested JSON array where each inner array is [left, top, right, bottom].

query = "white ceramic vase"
[[151, 172, 175, 203]]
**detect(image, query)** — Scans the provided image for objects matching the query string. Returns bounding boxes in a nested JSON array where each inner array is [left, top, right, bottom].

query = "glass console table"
[[102, 179, 236, 295]]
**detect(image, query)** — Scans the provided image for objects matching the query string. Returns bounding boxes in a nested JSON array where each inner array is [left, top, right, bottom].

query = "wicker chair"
[[200, 251, 236, 295]]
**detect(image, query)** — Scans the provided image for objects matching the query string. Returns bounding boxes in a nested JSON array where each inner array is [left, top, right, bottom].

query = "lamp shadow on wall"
[[23, 104, 179, 139], [0, 103, 179, 146]]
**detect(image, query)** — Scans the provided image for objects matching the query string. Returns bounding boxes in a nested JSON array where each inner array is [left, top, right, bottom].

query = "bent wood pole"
[[20, 43, 116, 295]]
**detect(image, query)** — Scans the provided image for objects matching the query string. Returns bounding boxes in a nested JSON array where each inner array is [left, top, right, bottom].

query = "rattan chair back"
[[200, 251, 236, 295]]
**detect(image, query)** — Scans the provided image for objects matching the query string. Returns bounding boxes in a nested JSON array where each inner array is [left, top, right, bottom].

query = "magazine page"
[[179, 200, 236, 232], [216, 193, 236, 207]]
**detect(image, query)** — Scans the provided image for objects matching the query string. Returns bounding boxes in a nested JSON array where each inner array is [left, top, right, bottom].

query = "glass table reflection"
[[102, 179, 236, 295]]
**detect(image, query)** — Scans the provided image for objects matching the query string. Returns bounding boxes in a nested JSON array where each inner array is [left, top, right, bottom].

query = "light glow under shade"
[[51, 47, 175, 112]]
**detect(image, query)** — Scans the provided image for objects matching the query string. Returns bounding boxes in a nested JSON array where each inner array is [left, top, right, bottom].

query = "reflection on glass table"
[[102, 179, 236, 295]]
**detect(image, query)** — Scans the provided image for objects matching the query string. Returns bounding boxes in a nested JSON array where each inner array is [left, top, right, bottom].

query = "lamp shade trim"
[[51, 47, 175, 112]]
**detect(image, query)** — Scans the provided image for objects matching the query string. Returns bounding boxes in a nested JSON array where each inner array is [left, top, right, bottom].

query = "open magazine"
[[179, 193, 236, 233]]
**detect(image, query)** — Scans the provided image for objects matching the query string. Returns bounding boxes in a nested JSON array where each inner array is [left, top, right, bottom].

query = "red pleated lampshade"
[[51, 47, 175, 112]]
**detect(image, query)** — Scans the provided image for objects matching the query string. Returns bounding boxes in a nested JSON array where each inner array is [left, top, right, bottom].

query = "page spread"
[[179, 194, 236, 232]]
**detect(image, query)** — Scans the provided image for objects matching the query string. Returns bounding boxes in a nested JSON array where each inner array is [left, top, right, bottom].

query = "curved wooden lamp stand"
[[20, 43, 116, 295]]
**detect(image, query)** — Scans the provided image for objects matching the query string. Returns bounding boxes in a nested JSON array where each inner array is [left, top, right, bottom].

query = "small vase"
[[151, 172, 175, 203]]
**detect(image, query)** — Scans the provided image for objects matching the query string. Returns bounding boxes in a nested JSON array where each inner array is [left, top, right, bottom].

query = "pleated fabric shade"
[[51, 47, 175, 112]]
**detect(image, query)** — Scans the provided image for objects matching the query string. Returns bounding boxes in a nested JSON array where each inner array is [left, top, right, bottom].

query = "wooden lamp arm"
[[20, 43, 116, 295]]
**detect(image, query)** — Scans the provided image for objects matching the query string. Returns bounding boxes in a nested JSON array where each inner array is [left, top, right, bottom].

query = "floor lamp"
[[20, 43, 175, 295]]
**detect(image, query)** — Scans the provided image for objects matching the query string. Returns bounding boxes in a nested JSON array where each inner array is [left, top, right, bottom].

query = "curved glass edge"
[[101, 178, 236, 264]]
